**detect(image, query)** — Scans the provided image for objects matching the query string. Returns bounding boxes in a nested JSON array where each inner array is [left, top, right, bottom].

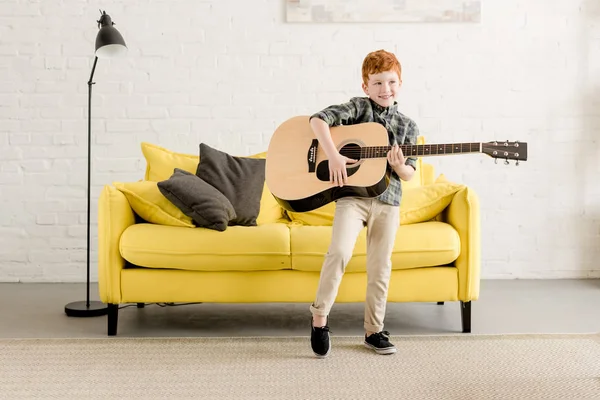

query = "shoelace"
[[313, 325, 331, 339], [373, 330, 391, 341]]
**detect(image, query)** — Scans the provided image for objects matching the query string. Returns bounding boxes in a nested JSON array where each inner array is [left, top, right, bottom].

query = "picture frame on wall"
[[285, 0, 482, 23]]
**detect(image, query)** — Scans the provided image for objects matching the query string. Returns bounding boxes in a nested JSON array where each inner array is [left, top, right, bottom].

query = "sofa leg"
[[461, 301, 471, 333], [108, 304, 118, 336], [136, 303, 145, 308], [437, 302, 444, 305]]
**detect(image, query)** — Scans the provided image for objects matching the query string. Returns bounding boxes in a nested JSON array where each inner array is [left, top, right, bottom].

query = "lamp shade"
[[95, 11, 127, 58]]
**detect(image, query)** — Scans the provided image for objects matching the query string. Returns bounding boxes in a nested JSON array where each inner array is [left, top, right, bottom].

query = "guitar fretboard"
[[361, 143, 481, 159]]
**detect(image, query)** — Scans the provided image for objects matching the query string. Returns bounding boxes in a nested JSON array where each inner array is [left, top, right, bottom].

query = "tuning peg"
[[504, 159, 509, 165], [494, 158, 498, 164], [516, 160, 519, 166]]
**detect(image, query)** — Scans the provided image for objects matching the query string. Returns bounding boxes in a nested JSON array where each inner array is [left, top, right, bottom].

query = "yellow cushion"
[[113, 181, 194, 228], [119, 223, 291, 272], [248, 151, 286, 225], [399, 178, 464, 225], [140, 142, 285, 225], [286, 202, 336, 226], [420, 163, 436, 185], [398, 135, 425, 190], [285, 177, 463, 227], [290, 221, 460, 272], [141, 142, 199, 181]]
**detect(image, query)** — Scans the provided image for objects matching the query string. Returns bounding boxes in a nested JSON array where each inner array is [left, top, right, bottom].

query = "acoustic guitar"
[[265, 116, 528, 213]]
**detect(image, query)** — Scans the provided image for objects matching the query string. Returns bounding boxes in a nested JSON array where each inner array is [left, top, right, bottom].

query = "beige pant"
[[309, 196, 400, 333]]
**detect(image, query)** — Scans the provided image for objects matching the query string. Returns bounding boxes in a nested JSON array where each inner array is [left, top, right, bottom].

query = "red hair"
[[361, 49, 402, 85]]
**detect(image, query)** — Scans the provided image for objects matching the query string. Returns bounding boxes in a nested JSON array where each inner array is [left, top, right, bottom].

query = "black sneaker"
[[310, 318, 331, 358], [364, 331, 396, 355]]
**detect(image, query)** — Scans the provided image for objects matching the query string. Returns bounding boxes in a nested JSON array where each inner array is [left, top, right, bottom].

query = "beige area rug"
[[1, 334, 600, 400]]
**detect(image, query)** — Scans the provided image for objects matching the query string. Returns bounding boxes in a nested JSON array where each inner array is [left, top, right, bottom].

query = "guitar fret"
[[359, 143, 481, 159]]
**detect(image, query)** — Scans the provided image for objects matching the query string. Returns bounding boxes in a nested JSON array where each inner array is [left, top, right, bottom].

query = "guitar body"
[[266, 116, 391, 212]]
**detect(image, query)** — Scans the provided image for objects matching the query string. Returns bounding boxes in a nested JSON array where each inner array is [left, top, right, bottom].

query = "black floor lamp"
[[65, 10, 127, 317]]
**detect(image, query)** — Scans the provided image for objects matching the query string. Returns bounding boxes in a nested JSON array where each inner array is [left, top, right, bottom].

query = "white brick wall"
[[1, 0, 599, 282]]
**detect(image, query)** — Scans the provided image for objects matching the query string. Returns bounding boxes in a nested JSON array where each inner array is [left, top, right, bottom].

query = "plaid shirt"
[[310, 96, 419, 206]]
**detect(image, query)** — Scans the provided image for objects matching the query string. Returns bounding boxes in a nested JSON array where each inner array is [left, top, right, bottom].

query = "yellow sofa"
[[98, 141, 480, 336]]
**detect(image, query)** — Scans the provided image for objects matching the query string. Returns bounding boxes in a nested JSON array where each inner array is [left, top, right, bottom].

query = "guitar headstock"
[[482, 141, 527, 165]]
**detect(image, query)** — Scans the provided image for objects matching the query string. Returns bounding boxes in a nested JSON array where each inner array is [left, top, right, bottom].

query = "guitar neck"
[[361, 143, 482, 158]]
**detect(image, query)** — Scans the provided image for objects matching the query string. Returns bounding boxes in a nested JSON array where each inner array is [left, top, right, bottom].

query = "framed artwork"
[[285, 0, 481, 23]]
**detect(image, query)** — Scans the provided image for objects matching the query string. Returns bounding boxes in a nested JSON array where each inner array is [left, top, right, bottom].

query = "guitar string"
[[337, 153, 521, 158], [335, 145, 518, 150], [345, 151, 522, 153], [337, 147, 520, 156]]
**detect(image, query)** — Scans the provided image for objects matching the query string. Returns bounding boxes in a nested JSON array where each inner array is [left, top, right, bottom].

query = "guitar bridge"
[[307, 139, 318, 173]]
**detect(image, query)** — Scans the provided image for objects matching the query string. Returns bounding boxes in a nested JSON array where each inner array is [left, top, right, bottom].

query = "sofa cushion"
[[140, 142, 284, 225], [113, 181, 195, 228], [290, 221, 460, 272], [157, 168, 236, 231], [248, 151, 286, 225], [195, 143, 265, 227], [285, 173, 463, 226], [399, 180, 464, 225], [141, 142, 199, 181], [120, 223, 291, 272], [395, 134, 425, 190]]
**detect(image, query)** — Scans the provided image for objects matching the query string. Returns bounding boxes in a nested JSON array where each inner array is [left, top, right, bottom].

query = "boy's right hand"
[[329, 152, 357, 187]]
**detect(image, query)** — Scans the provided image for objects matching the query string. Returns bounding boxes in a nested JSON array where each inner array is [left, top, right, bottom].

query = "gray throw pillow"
[[157, 168, 236, 232], [195, 143, 265, 227]]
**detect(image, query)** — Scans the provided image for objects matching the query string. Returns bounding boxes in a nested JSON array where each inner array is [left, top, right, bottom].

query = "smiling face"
[[362, 70, 402, 108], [360, 50, 403, 108]]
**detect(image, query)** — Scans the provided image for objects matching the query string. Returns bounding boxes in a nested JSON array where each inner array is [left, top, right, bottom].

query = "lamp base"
[[65, 300, 109, 317]]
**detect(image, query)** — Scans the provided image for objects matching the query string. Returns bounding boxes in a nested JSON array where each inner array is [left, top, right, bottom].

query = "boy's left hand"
[[387, 144, 405, 169]]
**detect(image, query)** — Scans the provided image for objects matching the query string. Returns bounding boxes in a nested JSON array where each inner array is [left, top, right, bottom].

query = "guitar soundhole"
[[339, 143, 361, 161], [316, 143, 362, 182]]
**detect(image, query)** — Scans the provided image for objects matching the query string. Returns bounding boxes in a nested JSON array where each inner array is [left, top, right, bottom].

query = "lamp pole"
[[65, 11, 127, 317]]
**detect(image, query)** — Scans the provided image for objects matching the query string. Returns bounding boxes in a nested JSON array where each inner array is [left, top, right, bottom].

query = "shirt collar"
[[369, 97, 398, 115]]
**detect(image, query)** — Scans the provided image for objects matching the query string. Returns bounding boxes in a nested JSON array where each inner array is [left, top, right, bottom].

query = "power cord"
[[118, 302, 202, 309]]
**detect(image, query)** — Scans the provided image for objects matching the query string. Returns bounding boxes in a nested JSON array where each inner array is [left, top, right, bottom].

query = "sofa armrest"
[[444, 186, 481, 301], [98, 184, 136, 304]]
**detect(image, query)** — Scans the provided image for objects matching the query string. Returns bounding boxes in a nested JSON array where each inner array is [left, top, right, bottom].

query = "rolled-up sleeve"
[[404, 120, 419, 170], [310, 99, 358, 127]]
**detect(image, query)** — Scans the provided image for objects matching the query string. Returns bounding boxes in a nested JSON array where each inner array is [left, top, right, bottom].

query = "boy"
[[308, 49, 418, 357]]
